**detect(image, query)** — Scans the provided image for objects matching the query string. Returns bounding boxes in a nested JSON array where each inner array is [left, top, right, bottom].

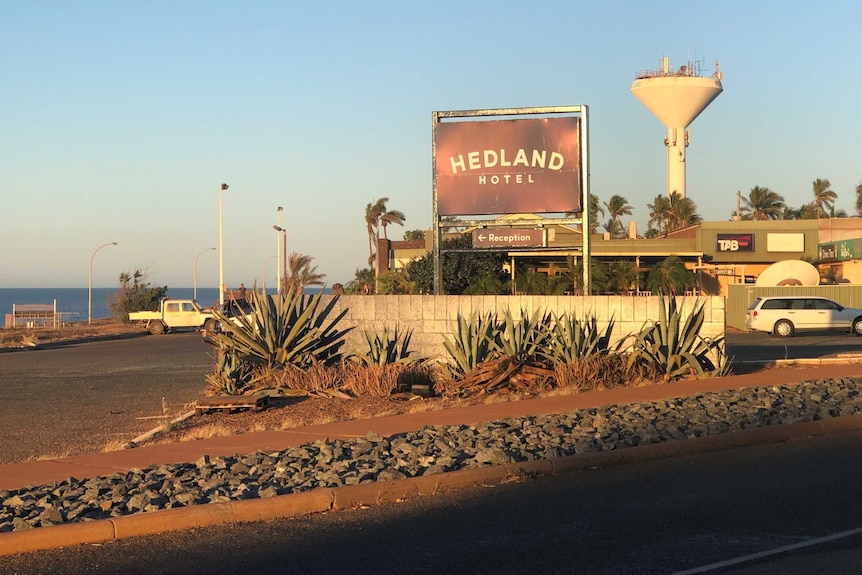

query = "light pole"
[[89, 241, 118, 324], [276, 206, 283, 294], [219, 183, 229, 309], [273, 225, 287, 292], [194, 247, 216, 301]]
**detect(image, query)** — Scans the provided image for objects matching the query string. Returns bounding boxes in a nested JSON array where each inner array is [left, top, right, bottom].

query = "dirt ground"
[[0, 321, 774, 461], [0, 320, 144, 350]]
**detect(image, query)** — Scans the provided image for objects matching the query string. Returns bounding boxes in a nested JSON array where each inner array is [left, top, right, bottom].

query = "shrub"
[[109, 270, 167, 322]]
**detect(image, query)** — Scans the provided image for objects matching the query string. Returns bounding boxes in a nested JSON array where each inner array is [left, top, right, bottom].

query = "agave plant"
[[626, 294, 723, 380], [206, 284, 352, 391], [205, 345, 256, 395], [540, 312, 617, 364], [441, 310, 501, 379], [353, 323, 419, 366], [496, 308, 553, 358]]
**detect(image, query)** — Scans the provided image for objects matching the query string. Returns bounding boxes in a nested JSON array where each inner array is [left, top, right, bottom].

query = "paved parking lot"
[[726, 329, 862, 364]]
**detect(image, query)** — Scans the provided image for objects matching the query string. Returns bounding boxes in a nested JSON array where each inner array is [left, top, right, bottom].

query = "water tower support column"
[[666, 127, 687, 197]]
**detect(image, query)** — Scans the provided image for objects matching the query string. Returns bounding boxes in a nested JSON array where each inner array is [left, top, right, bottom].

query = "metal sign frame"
[[431, 105, 591, 295]]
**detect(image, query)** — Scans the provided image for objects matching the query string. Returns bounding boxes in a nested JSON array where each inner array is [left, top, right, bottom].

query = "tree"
[[647, 195, 672, 235], [464, 272, 505, 295], [603, 195, 633, 238], [784, 203, 818, 220], [109, 269, 168, 322], [856, 182, 862, 217], [345, 268, 376, 294], [645, 256, 694, 296], [605, 260, 640, 294], [283, 252, 326, 292], [588, 193, 605, 234], [566, 193, 604, 234], [828, 205, 848, 218], [666, 192, 702, 231], [380, 207, 406, 239], [405, 234, 507, 295], [376, 270, 415, 294], [364, 197, 406, 268], [567, 256, 610, 295], [812, 178, 837, 218], [740, 186, 786, 220], [365, 198, 387, 267], [403, 229, 426, 241]]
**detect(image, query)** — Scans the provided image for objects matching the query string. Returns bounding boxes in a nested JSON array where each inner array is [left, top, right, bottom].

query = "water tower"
[[631, 57, 723, 198]]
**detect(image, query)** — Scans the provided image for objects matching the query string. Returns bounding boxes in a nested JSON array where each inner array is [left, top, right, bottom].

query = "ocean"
[[0, 287, 326, 324]]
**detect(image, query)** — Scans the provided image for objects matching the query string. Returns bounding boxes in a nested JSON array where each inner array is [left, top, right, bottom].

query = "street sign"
[[472, 228, 544, 248]]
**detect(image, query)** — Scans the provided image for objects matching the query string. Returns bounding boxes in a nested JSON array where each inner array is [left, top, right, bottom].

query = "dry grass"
[[552, 354, 641, 392]]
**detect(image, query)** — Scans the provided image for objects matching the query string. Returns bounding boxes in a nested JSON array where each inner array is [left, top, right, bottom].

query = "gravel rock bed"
[[3, 377, 861, 533]]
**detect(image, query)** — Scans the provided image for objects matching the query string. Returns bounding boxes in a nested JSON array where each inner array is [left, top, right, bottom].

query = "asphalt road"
[[0, 333, 213, 463], [725, 329, 862, 364], [3, 429, 862, 574]]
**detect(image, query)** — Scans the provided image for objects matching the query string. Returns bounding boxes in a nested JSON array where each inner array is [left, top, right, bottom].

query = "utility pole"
[[735, 190, 741, 221]]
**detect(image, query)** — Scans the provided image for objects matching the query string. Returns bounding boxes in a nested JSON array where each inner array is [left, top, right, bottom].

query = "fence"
[[322, 294, 725, 361], [3, 301, 79, 328]]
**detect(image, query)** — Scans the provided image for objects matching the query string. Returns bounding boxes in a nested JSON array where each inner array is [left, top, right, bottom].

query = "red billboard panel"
[[435, 117, 581, 216]]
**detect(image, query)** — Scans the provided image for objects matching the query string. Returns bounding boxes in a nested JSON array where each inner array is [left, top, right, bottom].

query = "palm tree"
[[513, 268, 550, 295], [603, 195, 633, 238], [403, 229, 426, 241], [828, 205, 848, 218], [464, 272, 505, 295], [666, 192, 702, 231], [646, 256, 694, 296], [376, 270, 415, 294], [812, 178, 837, 218], [380, 207, 406, 239], [283, 252, 326, 292], [647, 194, 672, 235], [566, 193, 604, 234], [784, 203, 818, 220], [740, 186, 786, 220], [605, 260, 639, 295], [365, 198, 388, 267]]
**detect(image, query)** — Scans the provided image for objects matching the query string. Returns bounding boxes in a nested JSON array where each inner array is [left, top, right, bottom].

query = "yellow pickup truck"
[[128, 298, 219, 335]]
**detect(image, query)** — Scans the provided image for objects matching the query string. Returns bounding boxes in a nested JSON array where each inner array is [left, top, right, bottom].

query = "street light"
[[219, 183, 229, 309], [194, 247, 216, 301], [89, 242, 118, 324], [276, 206, 283, 294], [273, 225, 287, 292]]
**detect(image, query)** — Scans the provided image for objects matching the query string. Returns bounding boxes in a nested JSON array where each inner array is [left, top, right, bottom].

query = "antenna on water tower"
[[631, 56, 723, 199]]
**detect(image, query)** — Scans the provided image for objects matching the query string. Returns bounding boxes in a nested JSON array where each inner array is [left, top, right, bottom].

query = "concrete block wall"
[[321, 295, 726, 362]]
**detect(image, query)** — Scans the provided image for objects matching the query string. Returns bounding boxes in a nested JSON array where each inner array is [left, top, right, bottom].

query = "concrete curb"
[[5, 413, 862, 556]]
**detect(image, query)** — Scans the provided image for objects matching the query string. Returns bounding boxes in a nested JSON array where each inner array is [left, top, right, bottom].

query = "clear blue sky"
[[3, 0, 861, 288]]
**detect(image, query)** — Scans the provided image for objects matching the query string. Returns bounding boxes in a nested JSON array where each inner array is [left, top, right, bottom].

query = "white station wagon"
[[745, 296, 862, 337]]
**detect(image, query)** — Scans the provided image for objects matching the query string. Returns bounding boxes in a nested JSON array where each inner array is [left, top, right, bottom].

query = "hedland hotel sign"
[[434, 116, 582, 215]]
